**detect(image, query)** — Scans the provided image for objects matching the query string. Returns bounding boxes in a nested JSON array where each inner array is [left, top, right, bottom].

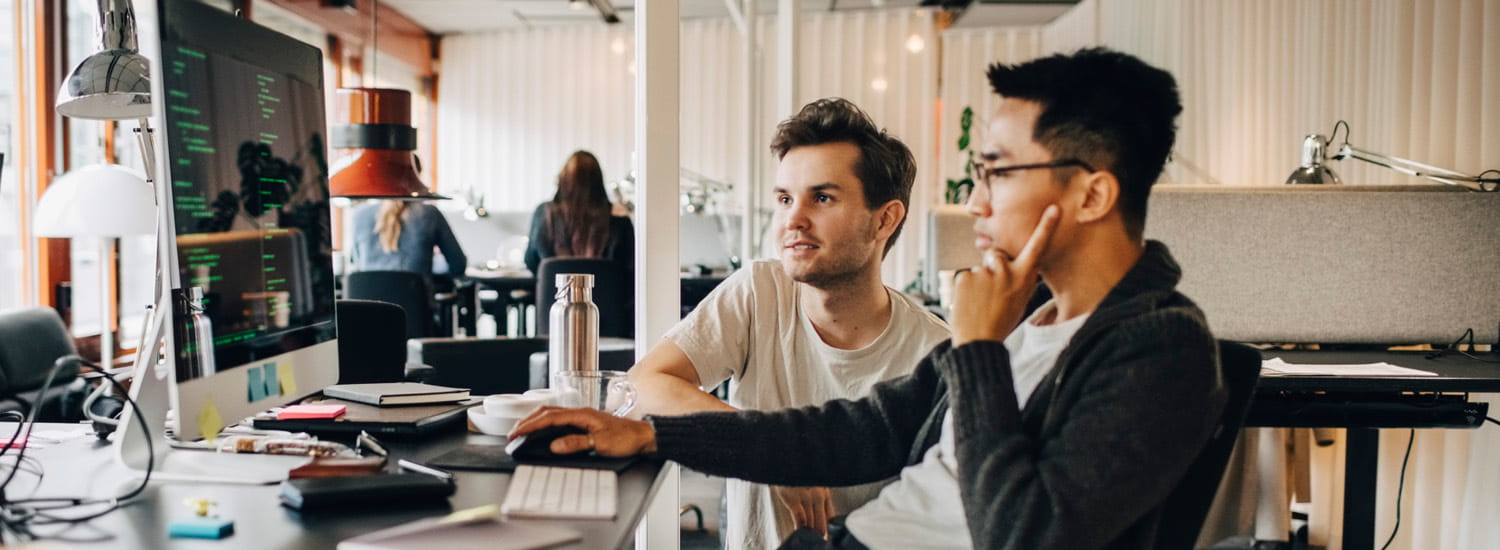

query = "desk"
[[12, 424, 668, 549], [465, 269, 728, 334], [1246, 350, 1500, 550]]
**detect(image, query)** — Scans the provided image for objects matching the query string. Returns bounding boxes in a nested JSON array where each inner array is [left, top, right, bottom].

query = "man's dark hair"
[[769, 98, 916, 255], [986, 48, 1181, 238]]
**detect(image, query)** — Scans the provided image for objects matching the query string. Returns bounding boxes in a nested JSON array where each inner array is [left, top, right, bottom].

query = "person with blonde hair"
[[350, 200, 467, 279]]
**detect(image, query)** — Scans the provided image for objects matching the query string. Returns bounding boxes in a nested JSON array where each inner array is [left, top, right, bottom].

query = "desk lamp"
[[33, 165, 155, 370], [1287, 121, 1499, 191], [53, 0, 159, 433], [57, 0, 151, 120]]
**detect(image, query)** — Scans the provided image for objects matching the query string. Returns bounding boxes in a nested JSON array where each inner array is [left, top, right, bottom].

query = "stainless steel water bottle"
[[188, 286, 217, 378], [548, 273, 599, 382]]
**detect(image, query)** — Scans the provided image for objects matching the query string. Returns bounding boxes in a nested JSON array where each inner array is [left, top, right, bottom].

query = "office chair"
[[535, 258, 633, 338], [0, 307, 87, 422], [1155, 340, 1263, 550], [407, 337, 549, 395], [344, 270, 452, 338], [335, 299, 409, 384]]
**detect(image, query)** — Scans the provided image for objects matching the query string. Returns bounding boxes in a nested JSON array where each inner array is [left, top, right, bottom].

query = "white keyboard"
[[501, 465, 618, 520]]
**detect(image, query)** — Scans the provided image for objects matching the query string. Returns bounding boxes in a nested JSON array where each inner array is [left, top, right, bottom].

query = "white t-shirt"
[[843, 301, 1089, 549], [666, 260, 951, 549]]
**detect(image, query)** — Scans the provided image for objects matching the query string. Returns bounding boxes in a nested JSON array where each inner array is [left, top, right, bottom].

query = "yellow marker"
[[278, 363, 296, 395], [184, 498, 217, 517], [438, 504, 500, 525], [197, 396, 223, 443]]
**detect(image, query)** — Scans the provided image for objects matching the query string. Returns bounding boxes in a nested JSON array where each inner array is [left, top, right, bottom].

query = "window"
[[1, 0, 21, 312]]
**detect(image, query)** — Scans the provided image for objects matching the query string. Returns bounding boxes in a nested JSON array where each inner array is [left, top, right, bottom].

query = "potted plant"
[[944, 106, 976, 204]]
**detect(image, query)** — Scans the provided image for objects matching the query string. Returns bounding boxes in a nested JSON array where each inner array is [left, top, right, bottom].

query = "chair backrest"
[[535, 258, 633, 338], [345, 270, 435, 338], [1155, 340, 1263, 550], [407, 337, 549, 395], [335, 299, 408, 384], [0, 307, 80, 394]]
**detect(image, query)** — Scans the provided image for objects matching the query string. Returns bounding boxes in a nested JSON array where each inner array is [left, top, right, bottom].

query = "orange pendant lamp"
[[329, 87, 446, 200]]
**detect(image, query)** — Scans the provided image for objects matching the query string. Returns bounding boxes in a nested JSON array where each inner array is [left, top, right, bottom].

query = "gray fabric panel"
[[1145, 185, 1500, 344]]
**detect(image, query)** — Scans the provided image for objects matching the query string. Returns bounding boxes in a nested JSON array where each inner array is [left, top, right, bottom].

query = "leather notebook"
[[279, 473, 454, 511]]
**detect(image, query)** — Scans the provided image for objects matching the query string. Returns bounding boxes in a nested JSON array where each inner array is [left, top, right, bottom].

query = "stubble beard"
[[782, 219, 878, 291]]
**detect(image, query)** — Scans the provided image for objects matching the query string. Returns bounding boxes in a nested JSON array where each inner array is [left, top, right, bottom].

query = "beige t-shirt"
[[665, 260, 951, 549]]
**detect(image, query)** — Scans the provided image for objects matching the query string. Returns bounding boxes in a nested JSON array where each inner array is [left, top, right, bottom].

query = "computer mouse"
[[505, 424, 590, 460]]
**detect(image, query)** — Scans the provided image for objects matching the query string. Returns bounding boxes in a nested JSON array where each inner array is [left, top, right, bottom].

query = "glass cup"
[[550, 370, 637, 417]]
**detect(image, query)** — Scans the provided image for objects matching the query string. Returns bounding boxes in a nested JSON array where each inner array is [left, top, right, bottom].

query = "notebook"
[[253, 398, 479, 436], [338, 507, 580, 550], [323, 382, 470, 406]]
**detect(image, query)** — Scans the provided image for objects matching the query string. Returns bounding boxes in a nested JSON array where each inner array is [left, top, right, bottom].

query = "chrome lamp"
[[1287, 121, 1498, 192]]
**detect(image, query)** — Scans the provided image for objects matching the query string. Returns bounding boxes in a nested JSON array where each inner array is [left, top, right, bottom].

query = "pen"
[[397, 458, 454, 481]]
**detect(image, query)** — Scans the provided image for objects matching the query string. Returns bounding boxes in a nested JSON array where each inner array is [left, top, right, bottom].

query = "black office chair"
[[0, 307, 86, 422], [345, 271, 450, 338], [407, 337, 549, 395], [1155, 340, 1263, 550], [335, 299, 410, 384], [535, 258, 633, 338]]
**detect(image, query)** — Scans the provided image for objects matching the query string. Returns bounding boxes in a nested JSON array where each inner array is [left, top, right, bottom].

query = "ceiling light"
[[906, 34, 925, 53], [871, 77, 889, 93]]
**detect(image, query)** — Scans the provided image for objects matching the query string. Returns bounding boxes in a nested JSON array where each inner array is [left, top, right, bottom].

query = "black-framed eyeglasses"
[[969, 158, 1096, 192]]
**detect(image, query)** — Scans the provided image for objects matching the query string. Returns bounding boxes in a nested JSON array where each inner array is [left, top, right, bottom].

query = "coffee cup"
[[483, 393, 548, 418]]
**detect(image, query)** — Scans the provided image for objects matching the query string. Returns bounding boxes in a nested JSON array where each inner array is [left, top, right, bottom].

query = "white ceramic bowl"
[[467, 407, 519, 436]]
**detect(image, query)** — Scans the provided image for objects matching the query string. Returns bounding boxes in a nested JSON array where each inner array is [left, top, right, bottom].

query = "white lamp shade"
[[34, 164, 155, 237]]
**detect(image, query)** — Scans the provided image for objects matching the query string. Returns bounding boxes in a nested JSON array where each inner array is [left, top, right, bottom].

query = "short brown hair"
[[769, 98, 916, 254]]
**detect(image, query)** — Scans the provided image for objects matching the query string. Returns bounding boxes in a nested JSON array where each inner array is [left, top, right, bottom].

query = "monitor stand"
[[113, 311, 309, 485]]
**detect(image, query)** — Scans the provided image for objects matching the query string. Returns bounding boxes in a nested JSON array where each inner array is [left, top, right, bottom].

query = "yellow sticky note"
[[278, 363, 297, 395], [197, 395, 223, 443]]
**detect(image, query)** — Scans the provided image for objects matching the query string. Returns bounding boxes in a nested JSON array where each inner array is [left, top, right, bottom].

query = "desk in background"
[[1247, 350, 1499, 550], [465, 268, 728, 335], [13, 424, 667, 549]]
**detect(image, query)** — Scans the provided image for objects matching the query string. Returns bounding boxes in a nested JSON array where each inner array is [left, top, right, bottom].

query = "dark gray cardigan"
[[649, 241, 1227, 549]]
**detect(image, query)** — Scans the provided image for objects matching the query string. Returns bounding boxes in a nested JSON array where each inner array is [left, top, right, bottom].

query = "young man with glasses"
[[516, 48, 1226, 549], [626, 98, 951, 548]]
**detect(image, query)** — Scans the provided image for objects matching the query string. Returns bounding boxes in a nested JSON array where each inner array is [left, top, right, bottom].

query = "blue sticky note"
[[247, 365, 267, 402], [262, 363, 280, 398], [168, 517, 234, 539]]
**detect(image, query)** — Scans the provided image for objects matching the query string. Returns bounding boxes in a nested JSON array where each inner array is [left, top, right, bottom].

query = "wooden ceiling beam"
[[262, 0, 436, 75]]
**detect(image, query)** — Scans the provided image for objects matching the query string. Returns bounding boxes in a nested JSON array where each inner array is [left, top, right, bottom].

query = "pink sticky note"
[[276, 404, 347, 420]]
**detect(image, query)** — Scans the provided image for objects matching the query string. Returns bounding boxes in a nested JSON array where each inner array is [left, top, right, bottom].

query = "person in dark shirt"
[[523, 150, 634, 274]]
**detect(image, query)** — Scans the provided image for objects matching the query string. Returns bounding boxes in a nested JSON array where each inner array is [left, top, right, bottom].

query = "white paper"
[[1260, 357, 1438, 377]]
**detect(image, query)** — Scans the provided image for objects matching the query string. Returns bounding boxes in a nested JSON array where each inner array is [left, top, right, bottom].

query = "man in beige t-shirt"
[[630, 98, 950, 549]]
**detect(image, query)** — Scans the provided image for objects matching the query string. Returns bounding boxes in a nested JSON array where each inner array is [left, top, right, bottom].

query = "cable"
[[1486, 417, 1500, 428], [1379, 429, 1416, 550], [0, 356, 154, 539], [1425, 327, 1500, 363]]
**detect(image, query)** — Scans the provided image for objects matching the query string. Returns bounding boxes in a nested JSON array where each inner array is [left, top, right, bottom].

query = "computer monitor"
[[132, 0, 339, 448]]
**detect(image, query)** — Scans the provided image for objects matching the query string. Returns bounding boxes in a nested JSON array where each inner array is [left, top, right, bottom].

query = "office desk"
[[1247, 350, 1499, 550], [12, 424, 668, 549], [465, 269, 728, 332]]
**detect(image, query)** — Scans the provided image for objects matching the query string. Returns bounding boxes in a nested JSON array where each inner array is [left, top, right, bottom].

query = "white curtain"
[[437, 9, 937, 286]]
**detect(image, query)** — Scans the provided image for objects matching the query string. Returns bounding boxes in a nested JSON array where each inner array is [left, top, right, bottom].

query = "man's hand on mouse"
[[509, 406, 658, 457]]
